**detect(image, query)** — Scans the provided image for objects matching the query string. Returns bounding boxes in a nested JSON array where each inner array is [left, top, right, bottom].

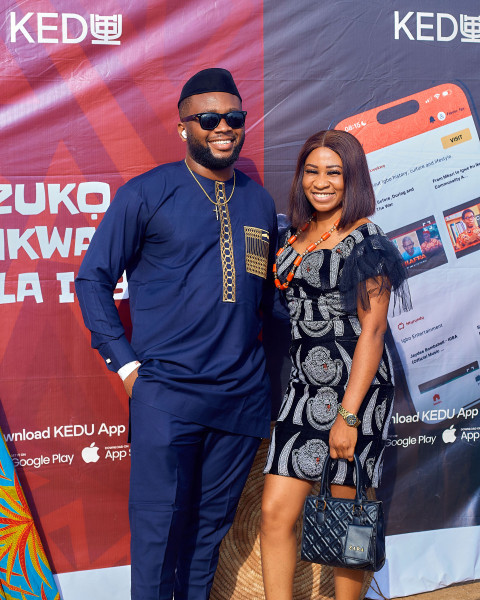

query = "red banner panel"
[[0, 0, 264, 574]]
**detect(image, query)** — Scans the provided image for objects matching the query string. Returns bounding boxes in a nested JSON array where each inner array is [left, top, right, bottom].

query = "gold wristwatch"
[[337, 405, 361, 428]]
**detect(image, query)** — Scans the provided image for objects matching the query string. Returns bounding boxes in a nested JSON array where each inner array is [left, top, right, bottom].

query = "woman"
[[261, 130, 410, 600]]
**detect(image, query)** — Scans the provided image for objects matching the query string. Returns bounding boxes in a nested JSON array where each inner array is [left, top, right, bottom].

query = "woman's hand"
[[329, 416, 358, 461], [327, 275, 390, 462]]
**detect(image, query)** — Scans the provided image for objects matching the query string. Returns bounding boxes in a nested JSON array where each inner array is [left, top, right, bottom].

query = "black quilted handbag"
[[301, 454, 386, 572]]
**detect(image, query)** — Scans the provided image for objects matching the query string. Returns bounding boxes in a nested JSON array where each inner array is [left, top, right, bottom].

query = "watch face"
[[346, 414, 357, 426]]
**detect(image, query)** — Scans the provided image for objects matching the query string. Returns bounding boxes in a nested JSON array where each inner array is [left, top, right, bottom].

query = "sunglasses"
[[180, 111, 247, 130]]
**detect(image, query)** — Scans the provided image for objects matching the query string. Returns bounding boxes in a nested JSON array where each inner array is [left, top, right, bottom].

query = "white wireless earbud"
[[182, 130, 187, 139]]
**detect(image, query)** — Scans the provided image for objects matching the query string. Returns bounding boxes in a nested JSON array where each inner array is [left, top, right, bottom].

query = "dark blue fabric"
[[76, 160, 277, 437], [129, 398, 260, 600]]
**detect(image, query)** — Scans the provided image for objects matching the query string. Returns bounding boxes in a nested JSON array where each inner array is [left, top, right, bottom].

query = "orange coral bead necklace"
[[273, 215, 340, 290]]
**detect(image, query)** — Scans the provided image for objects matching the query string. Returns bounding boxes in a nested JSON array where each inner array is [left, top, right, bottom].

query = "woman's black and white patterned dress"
[[264, 222, 409, 488]]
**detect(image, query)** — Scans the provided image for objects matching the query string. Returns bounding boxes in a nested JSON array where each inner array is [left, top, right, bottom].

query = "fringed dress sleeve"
[[338, 232, 412, 314]]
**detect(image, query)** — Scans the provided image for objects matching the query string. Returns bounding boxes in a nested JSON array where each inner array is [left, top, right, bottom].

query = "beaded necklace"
[[184, 159, 235, 220], [273, 216, 340, 290]]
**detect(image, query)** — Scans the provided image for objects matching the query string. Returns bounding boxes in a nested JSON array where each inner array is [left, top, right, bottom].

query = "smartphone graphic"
[[336, 84, 480, 423]]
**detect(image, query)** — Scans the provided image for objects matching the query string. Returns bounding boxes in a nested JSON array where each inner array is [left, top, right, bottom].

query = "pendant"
[[214, 204, 219, 220]]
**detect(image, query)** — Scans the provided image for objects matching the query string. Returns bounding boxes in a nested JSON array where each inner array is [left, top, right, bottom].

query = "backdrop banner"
[[262, 2, 480, 596], [0, 1, 478, 599]]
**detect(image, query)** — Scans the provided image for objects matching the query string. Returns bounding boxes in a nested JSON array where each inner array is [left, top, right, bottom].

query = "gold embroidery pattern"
[[244, 226, 270, 279], [216, 182, 236, 302]]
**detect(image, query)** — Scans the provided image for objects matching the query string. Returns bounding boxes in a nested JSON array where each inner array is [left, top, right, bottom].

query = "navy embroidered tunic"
[[76, 161, 277, 438]]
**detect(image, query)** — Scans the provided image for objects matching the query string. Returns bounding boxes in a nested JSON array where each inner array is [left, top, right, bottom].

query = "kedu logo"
[[9, 12, 122, 45], [395, 12, 480, 43]]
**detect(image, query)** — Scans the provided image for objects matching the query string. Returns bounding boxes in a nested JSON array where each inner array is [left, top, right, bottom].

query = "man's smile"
[[208, 137, 235, 151]]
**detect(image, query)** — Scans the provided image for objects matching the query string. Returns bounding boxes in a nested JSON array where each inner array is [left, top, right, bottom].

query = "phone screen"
[[336, 84, 480, 423]]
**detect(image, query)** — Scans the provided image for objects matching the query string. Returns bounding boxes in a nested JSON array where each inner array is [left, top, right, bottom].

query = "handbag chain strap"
[[368, 575, 391, 600]]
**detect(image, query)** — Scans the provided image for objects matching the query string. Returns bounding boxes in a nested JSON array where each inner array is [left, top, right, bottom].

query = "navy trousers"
[[129, 397, 261, 600]]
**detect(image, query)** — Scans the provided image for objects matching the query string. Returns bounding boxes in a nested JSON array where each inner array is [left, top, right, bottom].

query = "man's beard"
[[187, 132, 245, 170]]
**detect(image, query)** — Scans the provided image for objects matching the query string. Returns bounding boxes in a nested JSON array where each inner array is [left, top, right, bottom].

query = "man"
[[75, 68, 277, 600], [420, 228, 443, 257], [401, 235, 422, 261], [456, 208, 480, 250]]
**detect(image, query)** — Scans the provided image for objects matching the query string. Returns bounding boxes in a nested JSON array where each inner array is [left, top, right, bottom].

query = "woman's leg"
[[260, 474, 312, 600], [330, 483, 365, 600]]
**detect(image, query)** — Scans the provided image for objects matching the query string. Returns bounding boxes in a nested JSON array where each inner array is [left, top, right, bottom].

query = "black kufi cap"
[[178, 68, 241, 107]]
